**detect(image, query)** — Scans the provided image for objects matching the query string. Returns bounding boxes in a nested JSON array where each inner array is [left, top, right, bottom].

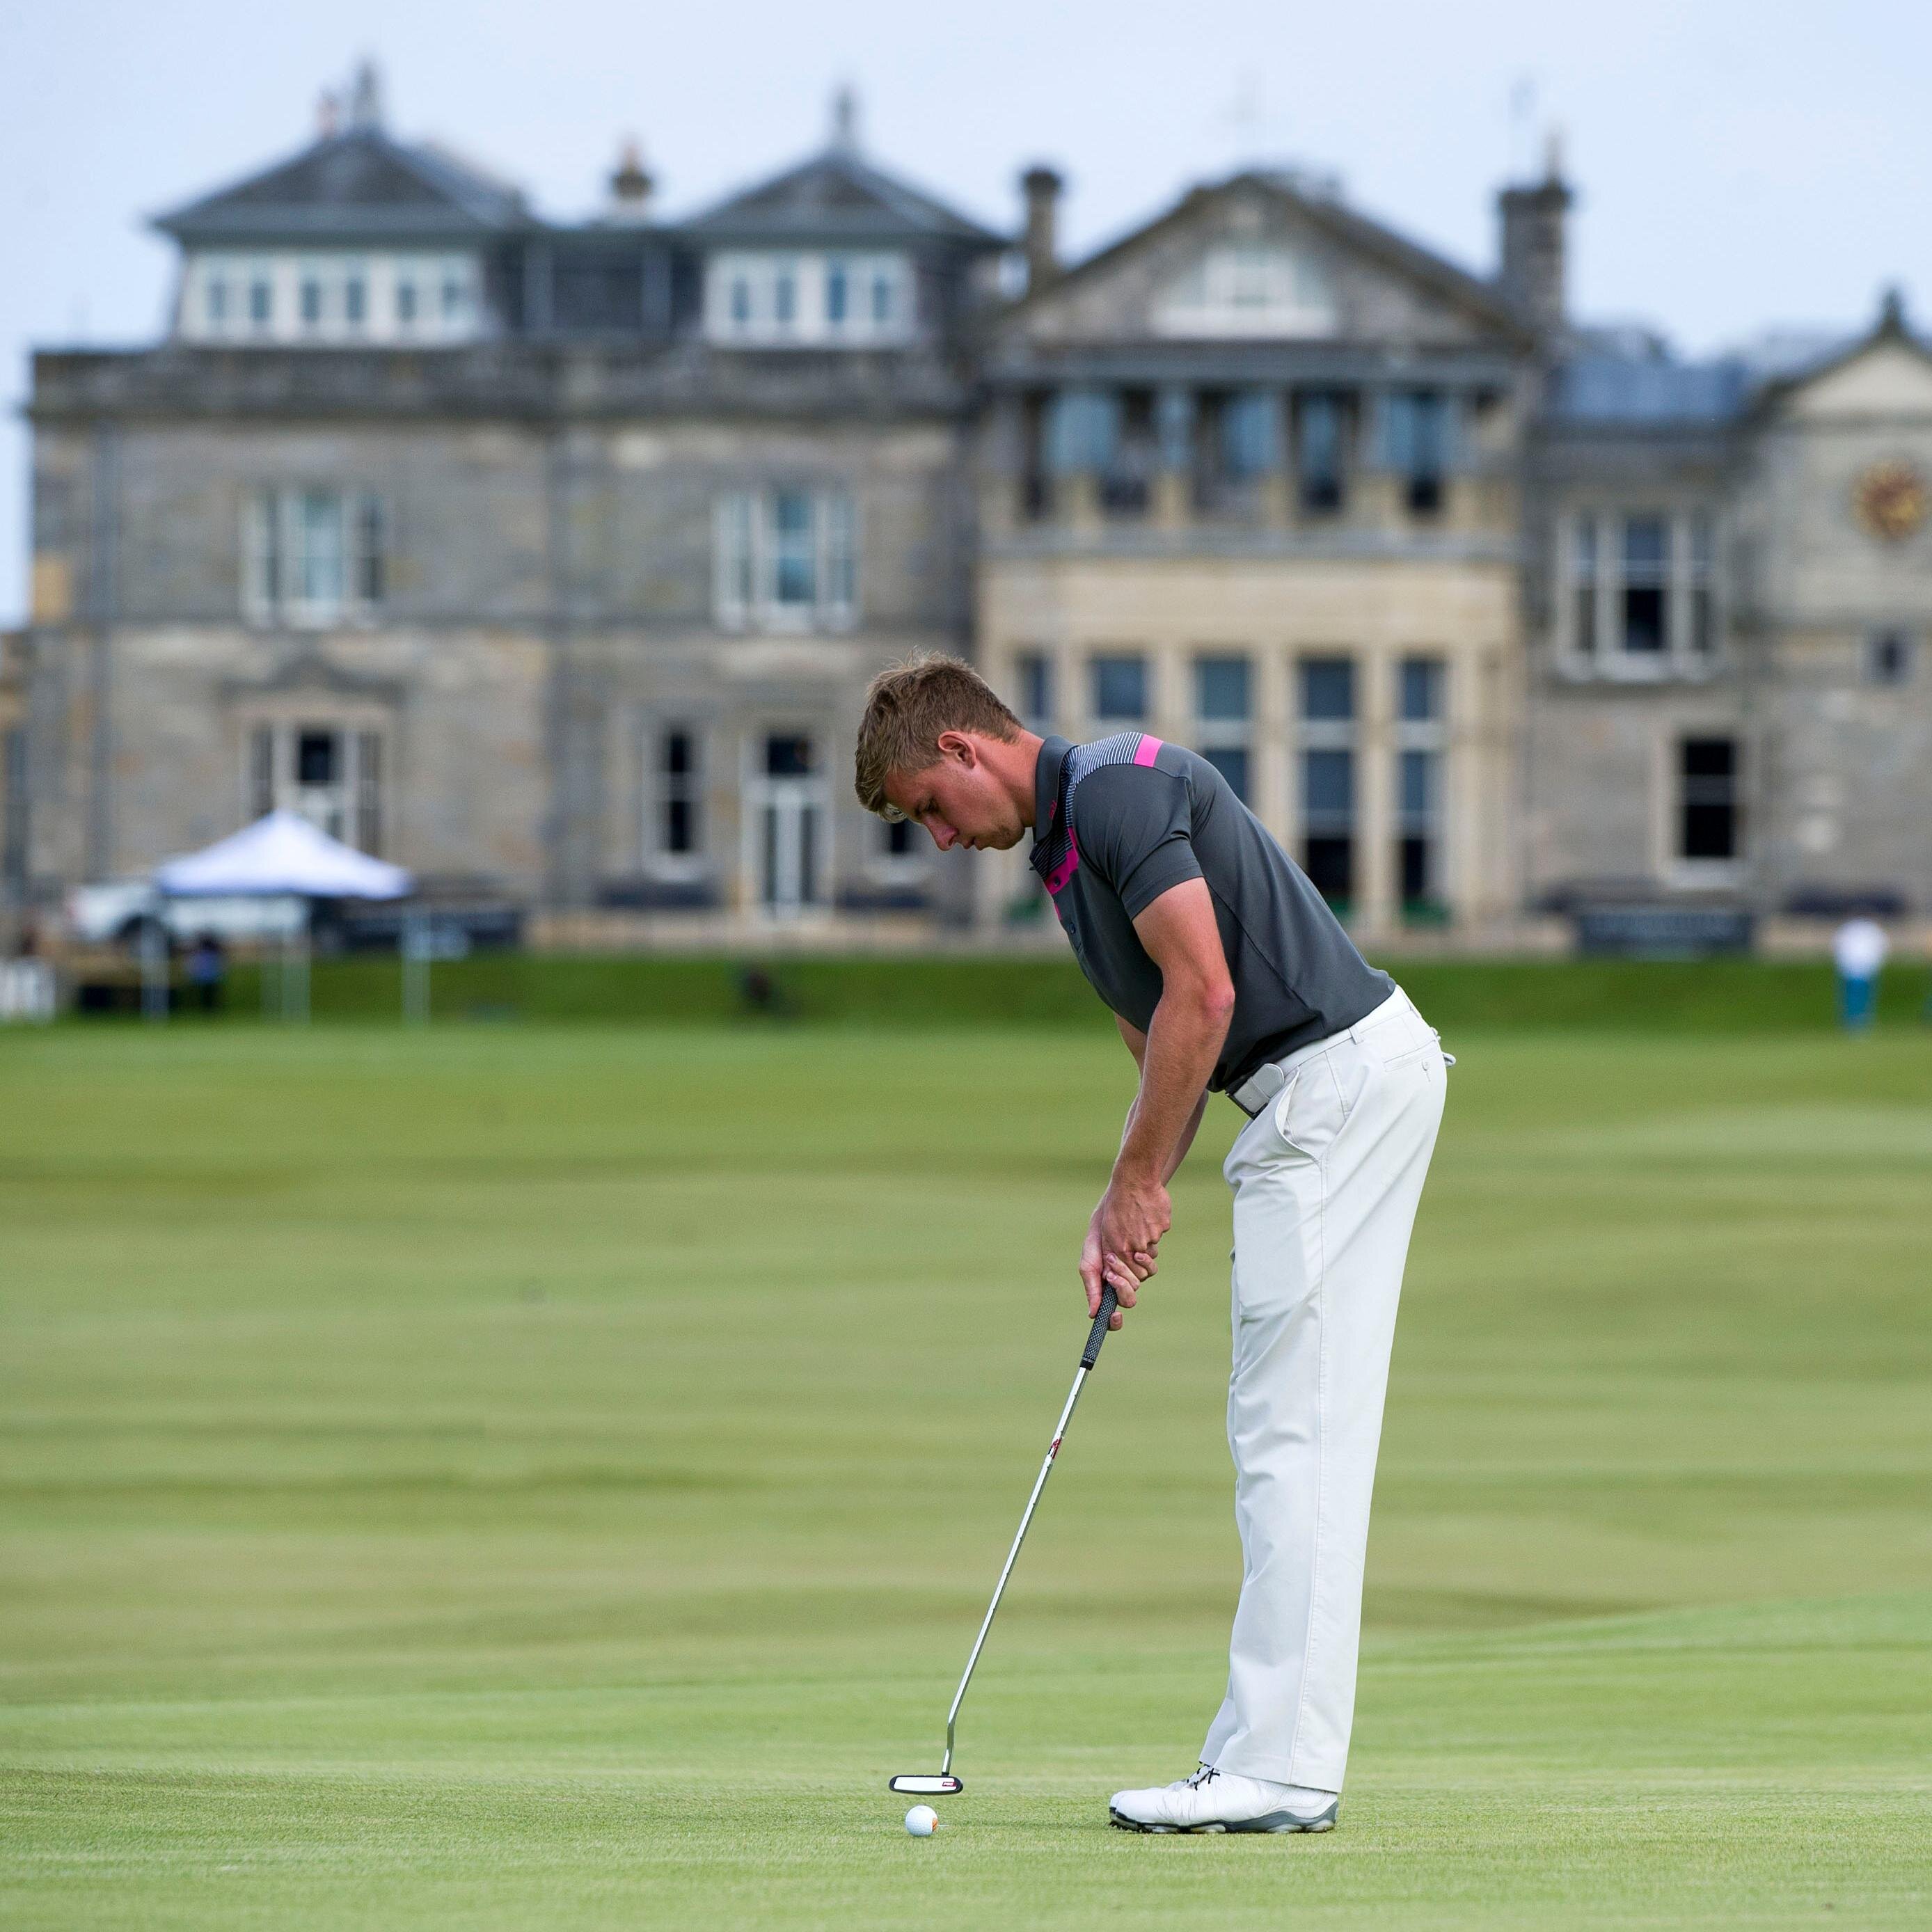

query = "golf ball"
[[903, 1804, 939, 1837]]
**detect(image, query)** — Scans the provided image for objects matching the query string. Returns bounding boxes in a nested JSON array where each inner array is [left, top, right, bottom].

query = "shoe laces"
[[1183, 1764, 1220, 1791]]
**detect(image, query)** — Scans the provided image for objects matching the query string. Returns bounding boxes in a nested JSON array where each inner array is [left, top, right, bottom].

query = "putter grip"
[[1082, 1285, 1119, 1370]]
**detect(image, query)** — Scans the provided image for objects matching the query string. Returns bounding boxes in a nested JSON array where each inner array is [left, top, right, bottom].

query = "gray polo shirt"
[[1027, 732, 1392, 1092]]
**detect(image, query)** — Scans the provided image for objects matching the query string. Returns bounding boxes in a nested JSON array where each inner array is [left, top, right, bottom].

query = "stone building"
[[11, 74, 1931, 945], [17, 78, 1000, 933], [972, 165, 1533, 942]]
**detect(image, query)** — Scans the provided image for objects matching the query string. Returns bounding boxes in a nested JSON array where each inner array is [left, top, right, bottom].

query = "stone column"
[[1153, 386, 1194, 530], [1256, 390, 1291, 529], [1255, 640, 1292, 847], [1355, 647, 1398, 940]]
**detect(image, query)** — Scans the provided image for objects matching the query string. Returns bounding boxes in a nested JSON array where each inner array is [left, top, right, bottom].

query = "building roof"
[[153, 127, 529, 244], [1551, 354, 1752, 424], [686, 145, 1004, 249]]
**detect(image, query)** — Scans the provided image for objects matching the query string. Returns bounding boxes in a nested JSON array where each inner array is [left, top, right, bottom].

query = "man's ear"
[[935, 729, 978, 767]]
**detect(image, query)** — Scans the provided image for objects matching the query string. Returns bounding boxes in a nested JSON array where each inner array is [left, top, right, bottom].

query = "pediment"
[[1010, 173, 1528, 354], [1780, 338, 1932, 422]]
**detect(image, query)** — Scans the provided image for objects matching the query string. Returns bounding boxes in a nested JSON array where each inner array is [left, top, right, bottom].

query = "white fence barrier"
[[0, 960, 56, 1023]]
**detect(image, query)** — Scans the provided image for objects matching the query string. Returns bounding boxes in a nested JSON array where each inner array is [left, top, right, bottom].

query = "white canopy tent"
[[152, 812, 416, 1022], [155, 810, 413, 900]]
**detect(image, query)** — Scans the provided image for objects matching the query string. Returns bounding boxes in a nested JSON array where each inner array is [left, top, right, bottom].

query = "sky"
[[3, 0, 1929, 622]]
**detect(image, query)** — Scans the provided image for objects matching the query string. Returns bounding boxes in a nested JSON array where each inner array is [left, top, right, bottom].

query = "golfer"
[[855, 655, 1448, 1835]]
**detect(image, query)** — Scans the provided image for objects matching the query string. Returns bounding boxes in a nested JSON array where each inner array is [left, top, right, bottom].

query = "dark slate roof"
[[154, 129, 528, 242], [686, 146, 1003, 248], [1551, 354, 1752, 424]]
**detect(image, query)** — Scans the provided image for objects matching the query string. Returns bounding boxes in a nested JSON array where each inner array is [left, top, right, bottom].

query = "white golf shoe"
[[1108, 1763, 1340, 1834]]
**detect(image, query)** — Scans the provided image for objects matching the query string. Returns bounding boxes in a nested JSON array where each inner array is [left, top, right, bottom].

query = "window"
[[1679, 737, 1739, 862], [1868, 631, 1916, 686], [656, 727, 702, 859], [1220, 393, 1279, 482], [1153, 242, 1338, 338], [713, 489, 859, 631], [1381, 392, 1448, 515], [1622, 515, 1668, 654], [1195, 653, 1252, 805], [182, 251, 480, 345], [1014, 651, 1054, 730], [1299, 656, 1356, 905], [1396, 656, 1446, 919], [1567, 508, 1721, 672], [244, 722, 386, 852], [1297, 393, 1345, 513], [244, 488, 387, 626], [772, 489, 815, 607], [706, 252, 912, 345], [1091, 654, 1148, 726]]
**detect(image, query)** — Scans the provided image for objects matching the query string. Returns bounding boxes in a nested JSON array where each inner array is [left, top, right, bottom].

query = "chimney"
[[607, 139, 654, 221], [1022, 165, 1063, 293], [347, 58, 385, 132], [830, 84, 860, 155], [1496, 129, 1571, 340]]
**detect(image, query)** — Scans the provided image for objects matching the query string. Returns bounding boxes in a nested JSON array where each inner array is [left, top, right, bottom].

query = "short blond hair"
[[853, 654, 1022, 818]]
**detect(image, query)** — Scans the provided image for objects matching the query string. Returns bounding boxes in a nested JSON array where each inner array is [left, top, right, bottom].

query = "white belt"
[[1227, 988, 1448, 1118]]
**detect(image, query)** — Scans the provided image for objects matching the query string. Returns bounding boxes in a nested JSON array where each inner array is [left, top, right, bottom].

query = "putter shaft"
[[936, 1285, 1119, 1778]]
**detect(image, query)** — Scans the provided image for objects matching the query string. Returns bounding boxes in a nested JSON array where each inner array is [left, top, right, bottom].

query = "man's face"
[[882, 737, 1026, 853]]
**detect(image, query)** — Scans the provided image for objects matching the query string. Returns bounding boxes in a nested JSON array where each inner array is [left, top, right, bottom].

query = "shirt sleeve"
[[1077, 765, 1204, 919]]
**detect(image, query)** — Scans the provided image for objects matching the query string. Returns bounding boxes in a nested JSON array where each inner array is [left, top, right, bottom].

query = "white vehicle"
[[65, 881, 306, 946]]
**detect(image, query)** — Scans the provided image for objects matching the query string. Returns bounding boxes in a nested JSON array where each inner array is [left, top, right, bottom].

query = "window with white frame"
[[246, 721, 385, 852], [1677, 736, 1741, 864], [244, 488, 386, 626], [1194, 653, 1252, 805], [713, 488, 858, 631], [704, 251, 913, 346], [181, 251, 482, 345], [1396, 656, 1446, 917], [1566, 507, 1723, 673]]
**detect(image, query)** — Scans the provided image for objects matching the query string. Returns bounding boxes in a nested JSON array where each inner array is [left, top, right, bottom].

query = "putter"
[[889, 1282, 1121, 1797]]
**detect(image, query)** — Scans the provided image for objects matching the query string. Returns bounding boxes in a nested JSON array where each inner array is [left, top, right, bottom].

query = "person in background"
[[187, 933, 227, 1014], [1832, 916, 1887, 1032]]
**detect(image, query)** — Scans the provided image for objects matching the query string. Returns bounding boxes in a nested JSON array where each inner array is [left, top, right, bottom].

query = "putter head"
[[889, 1774, 964, 1796]]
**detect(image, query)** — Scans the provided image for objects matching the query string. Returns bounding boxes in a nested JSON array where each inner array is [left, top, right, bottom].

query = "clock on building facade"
[[1853, 459, 1929, 541]]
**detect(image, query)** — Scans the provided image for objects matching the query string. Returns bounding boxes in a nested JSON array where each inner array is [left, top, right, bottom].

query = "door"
[[747, 731, 828, 914]]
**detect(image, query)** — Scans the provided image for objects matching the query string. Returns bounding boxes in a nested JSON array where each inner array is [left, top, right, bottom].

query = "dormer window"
[[705, 251, 913, 347], [180, 251, 483, 345]]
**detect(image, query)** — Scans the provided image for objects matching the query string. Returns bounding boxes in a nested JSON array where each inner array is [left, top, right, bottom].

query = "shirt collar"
[[1030, 736, 1072, 861]]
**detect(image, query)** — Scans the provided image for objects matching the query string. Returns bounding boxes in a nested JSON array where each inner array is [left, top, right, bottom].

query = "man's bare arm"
[[1082, 878, 1234, 1322], [1116, 1015, 1210, 1185]]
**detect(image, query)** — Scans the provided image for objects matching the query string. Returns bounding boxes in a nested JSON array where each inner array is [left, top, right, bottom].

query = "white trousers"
[[1200, 987, 1447, 1791]]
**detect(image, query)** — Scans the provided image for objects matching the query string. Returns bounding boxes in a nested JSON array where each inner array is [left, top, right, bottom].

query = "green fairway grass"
[[3, 1018, 1929, 1927]]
